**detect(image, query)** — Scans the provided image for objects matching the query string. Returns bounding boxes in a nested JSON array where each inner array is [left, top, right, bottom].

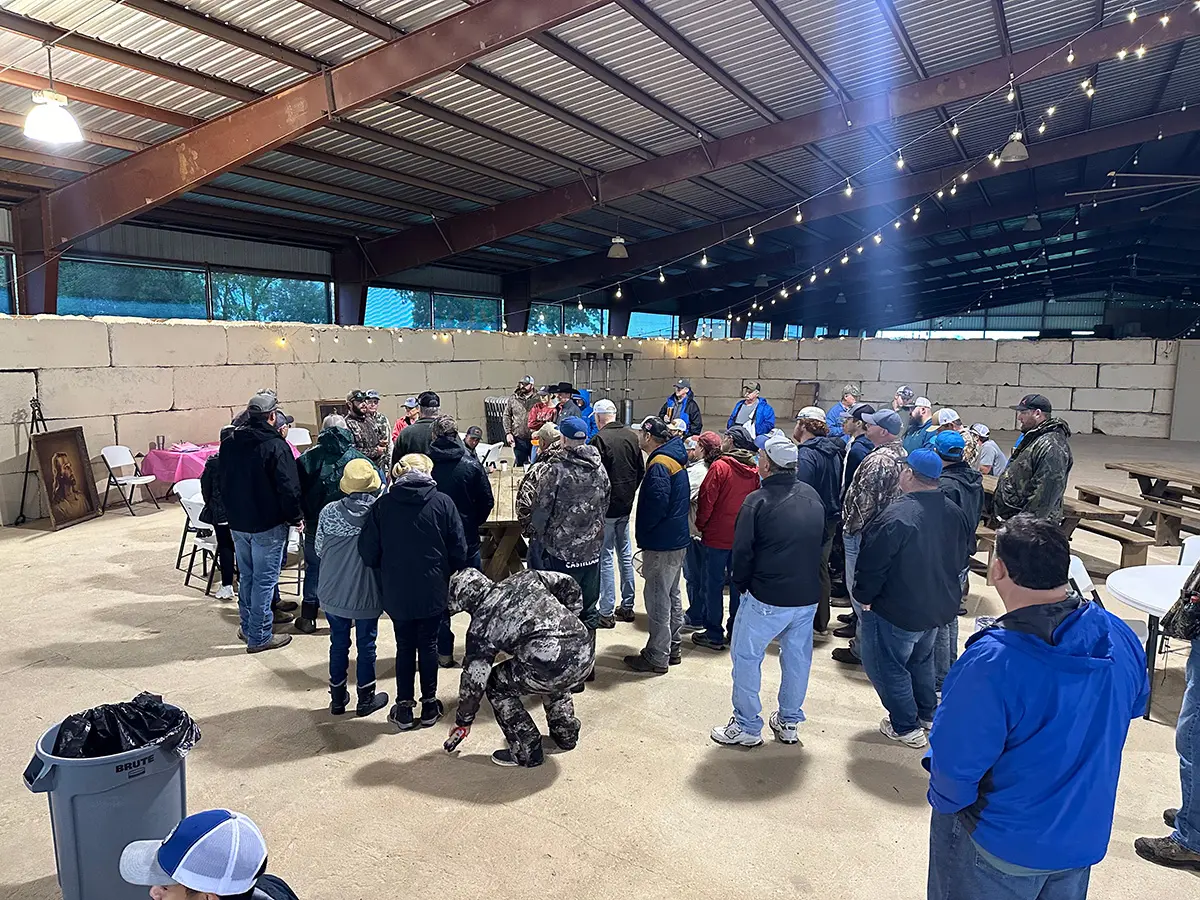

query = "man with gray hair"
[[825, 383, 862, 440], [711, 431, 827, 747], [590, 398, 644, 627], [295, 413, 370, 633]]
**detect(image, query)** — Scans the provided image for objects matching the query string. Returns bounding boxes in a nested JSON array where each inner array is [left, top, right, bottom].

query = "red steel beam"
[[13, 0, 607, 252], [356, 14, 1200, 278]]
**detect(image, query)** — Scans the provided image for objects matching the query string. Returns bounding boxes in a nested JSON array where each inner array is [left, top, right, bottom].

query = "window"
[[364, 287, 431, 328], [815, 326, 829, 337], [0, 253, 12, 314], [528, 303, 562, 333], [212, 271, 330, 323], [698, 317, 729, 339], [563, 306, 608, 334], [433, 294, 500, 330], [745, 321, 769, 339], [57, 258, 207, 319], [628, 312, 678, 338], [785, 324, 802, 339]]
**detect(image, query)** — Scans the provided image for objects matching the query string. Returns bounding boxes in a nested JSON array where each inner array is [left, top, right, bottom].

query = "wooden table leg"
[[1135, 475, 1170, 527], [1143, 613, 1159, 721], [486, 526, 522, 581], [1155, 512, 1182, 547]]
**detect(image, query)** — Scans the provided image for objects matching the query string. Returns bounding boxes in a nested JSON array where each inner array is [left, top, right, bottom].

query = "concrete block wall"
[[0, 317, 654, 525]]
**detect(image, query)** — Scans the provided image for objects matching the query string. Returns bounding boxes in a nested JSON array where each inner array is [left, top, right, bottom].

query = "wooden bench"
[[1074, 520, 1154, 569], [970, 524, 998, 583], [1075, 484, 1200, 546]]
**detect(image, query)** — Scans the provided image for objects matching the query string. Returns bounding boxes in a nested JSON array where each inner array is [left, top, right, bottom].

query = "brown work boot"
[[1134, 835, 1200, 871], [246, 634, 292, 654]]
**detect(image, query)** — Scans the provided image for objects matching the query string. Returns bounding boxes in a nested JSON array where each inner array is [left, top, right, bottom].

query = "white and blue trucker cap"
[[120, 809, 267, 894]]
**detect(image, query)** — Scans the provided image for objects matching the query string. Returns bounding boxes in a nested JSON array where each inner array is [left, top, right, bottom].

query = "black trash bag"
[[52, 692, 202, 759]]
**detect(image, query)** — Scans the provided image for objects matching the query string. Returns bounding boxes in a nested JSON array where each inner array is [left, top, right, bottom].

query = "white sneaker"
[[769, 712, 799, 745], [880, 717, 928, 749], [919, 719, 934, 731], [215, 585, 234, 601], [710, 718, 763, 747]]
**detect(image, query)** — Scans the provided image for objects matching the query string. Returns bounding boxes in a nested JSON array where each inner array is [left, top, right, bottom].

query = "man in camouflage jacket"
[[448, 567, 594, 767], [345, 390, 391, 475], [502, 375, 540, 466], [994, 394, 1073, 525]]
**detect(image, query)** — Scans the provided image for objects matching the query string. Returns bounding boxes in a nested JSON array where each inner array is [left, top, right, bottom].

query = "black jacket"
[[590, 422, 645, 518], [393, 416, 436, 464], [796, 435, 845, 521], [731, 473, 826, 607], [939, 462, 984, 556], [843, 435, 874, 498], [358, 472, 469, 621], [854, 490, 972, 631], [428, 435, 495, 553], [198, 453, 225, 525], [994, 418, 1073, 524], [217, 418, 301, 534]]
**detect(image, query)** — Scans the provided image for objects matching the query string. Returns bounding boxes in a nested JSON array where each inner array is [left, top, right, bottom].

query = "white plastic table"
[[1106, 564, 1187, 720]]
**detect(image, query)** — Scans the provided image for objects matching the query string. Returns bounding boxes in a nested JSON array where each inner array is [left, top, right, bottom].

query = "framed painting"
[[315, 399, 345, 425], [32, 426, 102, 531]]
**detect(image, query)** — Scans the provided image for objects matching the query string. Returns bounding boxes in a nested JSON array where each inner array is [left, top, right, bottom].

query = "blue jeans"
[[302, 531, 320, 606], [327, 614, 380, 690], [232, 524, 288, 649], [860, 610, 938, 735], [701, 544, 733, 642], [844, 532, 865, 660], [730, 592, 817, 736], [683, 538, 704, 625], [599, 516, 635, 616], [928, 810, 1090, 899], [934, 618, 958, 691], [1175, 639, 1200, 853]]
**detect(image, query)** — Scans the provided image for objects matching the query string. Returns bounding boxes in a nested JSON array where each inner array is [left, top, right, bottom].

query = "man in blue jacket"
[[626, 416, 691, 674], [825, 383, 861, 441], [926, 514, 1149, 900], [727, 382, 776, 439]]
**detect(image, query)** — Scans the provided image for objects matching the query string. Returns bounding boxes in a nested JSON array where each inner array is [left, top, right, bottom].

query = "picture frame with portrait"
[[32, 427, 102, 531], [315, 399, 345, 426]]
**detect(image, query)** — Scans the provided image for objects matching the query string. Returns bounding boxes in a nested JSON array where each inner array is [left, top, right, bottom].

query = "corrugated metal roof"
[[181, 0, 381, 64], [1002, 0, 1095, 53], [891, 0, 1001, 76]]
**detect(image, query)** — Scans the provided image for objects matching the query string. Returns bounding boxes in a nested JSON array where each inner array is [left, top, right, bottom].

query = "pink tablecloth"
[[142, 444, 219, 483]]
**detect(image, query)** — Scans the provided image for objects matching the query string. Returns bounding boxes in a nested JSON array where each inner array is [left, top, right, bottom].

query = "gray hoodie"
[[315, 493, 382, 620]]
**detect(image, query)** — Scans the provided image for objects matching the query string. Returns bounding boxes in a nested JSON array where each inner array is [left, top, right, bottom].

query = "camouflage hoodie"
[[994, 417, 1073, 524], [527, 444, 611, 566], [449, 568, 593, 727], [842, 438, 907, 536], [345, 410, 390, 465]]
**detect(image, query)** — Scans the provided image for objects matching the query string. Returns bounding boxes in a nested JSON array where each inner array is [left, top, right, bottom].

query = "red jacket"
[[527, 401, 557, 434], [695, 451, 760, 550]]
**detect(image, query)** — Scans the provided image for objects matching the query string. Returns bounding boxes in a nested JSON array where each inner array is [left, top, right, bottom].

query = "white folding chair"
[[286, 427, 312, 448], [179, 497, 218, 594], [101, 445, 160, 516], [172, 478, 205, 571], [1180, 535, 1200, 567]]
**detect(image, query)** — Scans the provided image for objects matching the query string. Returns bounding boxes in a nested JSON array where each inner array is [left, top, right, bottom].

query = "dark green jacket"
[[297, 427, 369, 528]]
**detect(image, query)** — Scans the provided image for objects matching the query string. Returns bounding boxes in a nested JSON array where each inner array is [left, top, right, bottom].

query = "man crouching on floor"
[[446, 568, 595, 768]]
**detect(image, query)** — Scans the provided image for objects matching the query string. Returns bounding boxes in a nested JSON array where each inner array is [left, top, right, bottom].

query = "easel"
[[13, 398, 48, 526]]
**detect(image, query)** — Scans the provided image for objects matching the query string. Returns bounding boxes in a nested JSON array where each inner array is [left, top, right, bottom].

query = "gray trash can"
[[24, 714, 189, 900]]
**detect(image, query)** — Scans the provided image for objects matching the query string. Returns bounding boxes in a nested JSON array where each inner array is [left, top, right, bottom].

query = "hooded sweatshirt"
[[994, 417, 1073, 524], [795, 435, 846, 521], [297, 426, 368, 529], [428, 435, 495, 554], [939, 461, 984, 556], [502, 388, 539, 441], [696, 449, 760, 550], [925, 598, 1149, 870], [315, 492, 382, 621], [218, 416, 302, 534], [659, 390, 703, 435], [527, 443, 611, 567]]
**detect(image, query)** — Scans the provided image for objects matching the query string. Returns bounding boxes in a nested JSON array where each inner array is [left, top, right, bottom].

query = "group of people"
[[187, 370, 1198, 899]]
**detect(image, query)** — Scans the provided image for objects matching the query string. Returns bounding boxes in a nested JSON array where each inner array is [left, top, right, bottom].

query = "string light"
[[841, 254, 849, 264], [277, 336, 286, 346], [1047, 105, 1056, 116], [824, 266, 831, 274], [1117, 48, 1127, 60], [894, 219, 902, 228], [912, 207, 921, 221], [1086, 83, 1095, 98], [1038, 121, 1046, 134], [936, 188, 945, 199], [309, 334, 316, 342], [1127, 8, 1136, 23], [1161, 14, 1169, 26], [366, 335, 373, 343], [949, 121, 959, 137], [700, 251, 708, 266], [960, 172, 969, 182], [658, 269, 665, 283], [856, 245, 863, 254], [1136, 45, 1146, 59], [810, 273, 817, 283], [873, 233, 882, 244], [794, 206, 803, 223], [577, 300, 584, 310], [949, 184, 957, 196], [1006, 83, 1015, 102], [844, 179, 853, 197], [896, 151, 905, 170], [1066, 47, 1074, 64], [779, 286, 788, 297], [747, 230, 755, 246]]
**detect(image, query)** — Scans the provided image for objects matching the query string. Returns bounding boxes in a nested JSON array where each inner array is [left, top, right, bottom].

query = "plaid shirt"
[[842, 439, 907, 536]]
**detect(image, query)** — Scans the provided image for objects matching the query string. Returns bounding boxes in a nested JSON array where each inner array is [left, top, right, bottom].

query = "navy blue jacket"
[[795, 435, 845, 522], [843, 435, 874, 498], [926, 599, 1148, 870], [634, 437, 690, 551]]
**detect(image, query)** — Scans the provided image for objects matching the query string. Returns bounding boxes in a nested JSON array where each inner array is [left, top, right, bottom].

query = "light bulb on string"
[[1136, 46, 1146, 59], [949, 121, 959, 137], [615, 286, 623, 299], [1161, 14, 1170, 26], [1006, 83, 1015, 102], [658, 269, 665, 283], [856, 245, 863, 254], [700, 251, 708, 266], [949, 183, 957, 195], [577, 301, 583, 310], [779, 286, 788, 297], [1086, 84, 1095, 98], [992, 156, 1002, 168], [844, 180, 853, 197], [960, 172, 969, 182], [794, 206, 803, 223], [824, 266, 831, 274], [894, 219, 902, 228], [1117, 48, 1127, 60], [896, 151, 905, 170], [1127, 8, 1136, 23], [810, 273, 817, 283], [873, 233, 882, 244], [1066, 47, 1074, 64], [1047, 105, 1056, 117], [747, 230, 755, 246], [912, 207, 921, 221], [1038, 121, 1046, 134], [841, 254, 849, 265]]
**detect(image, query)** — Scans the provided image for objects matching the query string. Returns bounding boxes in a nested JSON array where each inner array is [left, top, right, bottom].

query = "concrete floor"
[[1, 433, 1196, 900]]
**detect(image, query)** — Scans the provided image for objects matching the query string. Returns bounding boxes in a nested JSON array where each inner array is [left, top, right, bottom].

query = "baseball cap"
[[970, 423, 990, 438], [936, 408, 961, 426], [907, 447, 944, 479], [862, 409, 903, 435], [669, 418, 687, 433], [593, 398, 617, 415], [795, 405, 826, 421], [742, 381, 761, 394], [120, 809, 267, 895], [465, 425, 483, 438], [418, 390, 440, 409], [931, 430, 965, 461], [674, 378, 691, 389], [274, 409, 294, 429], [760, 430, 798, 468], [848, 402, 876, 421], [346, 389, 366, 403], [724, 424, 757, 452], [640, 416, 672, 440], [559, 416, 589, 440], [364, 389, 380, 401], [1012, 393, 1052, 414], [519, 375, 535, 385], [247, 390, 278, 415], [895, 385, 915, 404], [914, 396, 932, 409], [402, 397, 419, 409], [842, 383, 862, 398], [536, 422, 561, 445]]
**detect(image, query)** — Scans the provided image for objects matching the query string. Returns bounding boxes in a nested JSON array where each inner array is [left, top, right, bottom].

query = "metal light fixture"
[[754, 274, 769, 287], [1000, 131, 1030, 163], [607, 236, 628, 259], [1022, 213, 1042, 232], [24, 47, 82, 145]]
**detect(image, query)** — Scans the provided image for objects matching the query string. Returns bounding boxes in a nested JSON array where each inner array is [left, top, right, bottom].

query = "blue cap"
[[907, 447, 943, 479], [931, 430, 965, 461], [559, 416, 589, 440], [120, 809, 267, 895]]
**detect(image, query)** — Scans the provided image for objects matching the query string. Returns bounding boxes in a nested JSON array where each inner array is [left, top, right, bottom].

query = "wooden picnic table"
[[1106, 460, 1200, 525], [479, 466, 528, 581], [980, 473, 1126, 536]]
